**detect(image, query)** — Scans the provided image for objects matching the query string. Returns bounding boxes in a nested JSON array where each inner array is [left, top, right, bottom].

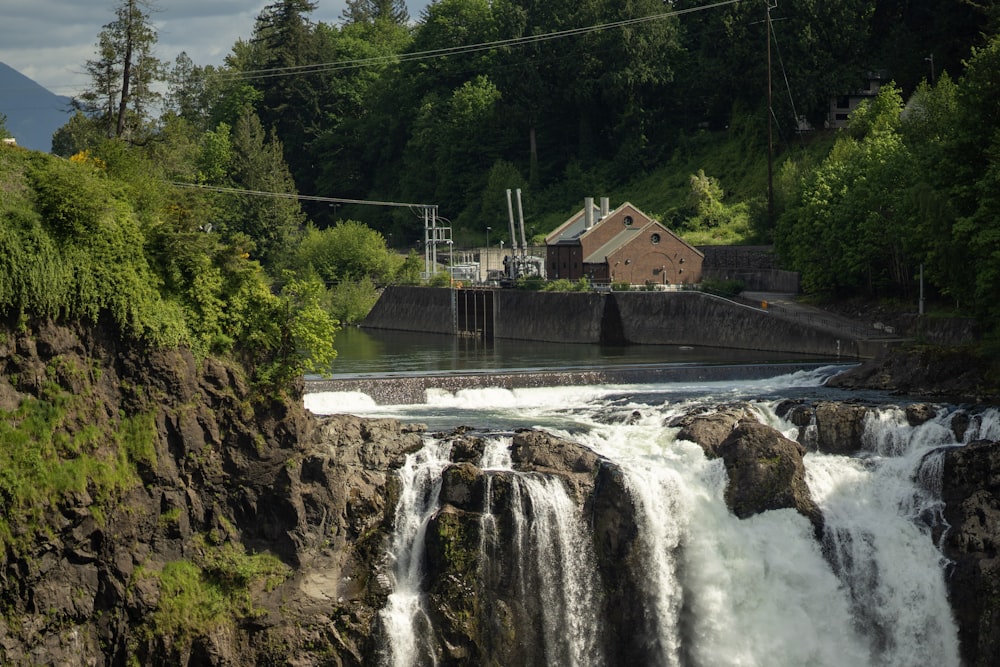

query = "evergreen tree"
[[223, 108, 306, 269], [75, 0, 164, 140], [250, 0, 322, 187], [342, 0, 410, 25], [165, 52, 210, 130]]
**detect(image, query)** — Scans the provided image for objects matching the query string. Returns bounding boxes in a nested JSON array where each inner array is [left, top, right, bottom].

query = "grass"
[[148, 539, 290, 644], [0, 379, 155, 554]]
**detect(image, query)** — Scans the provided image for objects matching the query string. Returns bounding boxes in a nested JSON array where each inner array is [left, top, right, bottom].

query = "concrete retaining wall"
[[495, 290, 607, 344], [613, 291, 860, 358], [363, 286, 869, 358], [363, 285, 454, 335]]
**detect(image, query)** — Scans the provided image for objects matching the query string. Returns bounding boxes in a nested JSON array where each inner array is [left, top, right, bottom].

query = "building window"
[[836, 95, 850, 109], [836, 113, 849, 121], [650, 233, 661, 245], [623, 215, 633, 227]]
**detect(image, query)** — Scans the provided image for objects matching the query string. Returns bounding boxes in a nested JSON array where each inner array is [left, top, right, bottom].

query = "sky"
[[0, 0, 430, 98]]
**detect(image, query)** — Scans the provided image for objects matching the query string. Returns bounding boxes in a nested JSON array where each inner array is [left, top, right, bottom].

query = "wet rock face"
[[716, 421, 824, 537], [418, 428, 660, 667], [941, 439, 1000, 667], [670, 405, 754, 458], [510, 428, 602, 503], [812, 401, 870, 455]]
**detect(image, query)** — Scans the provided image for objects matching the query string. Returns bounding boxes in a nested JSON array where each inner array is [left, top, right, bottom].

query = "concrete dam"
[[362, 286, 888, 359], [301, 286, 892, 405]]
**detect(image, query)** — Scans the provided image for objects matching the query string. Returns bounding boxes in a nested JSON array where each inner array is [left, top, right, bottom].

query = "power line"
[[212, 0, 745, 82], [170, 181, 436, 211]]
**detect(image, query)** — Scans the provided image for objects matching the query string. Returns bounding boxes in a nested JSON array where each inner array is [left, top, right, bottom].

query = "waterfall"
[[379, 440, 452, 667], [381, 437, 604, 666], [803, 405, 962, 666], [480, 437, 605, 666], [504, 475, 605, 666], [619, 462, 686, 666], [346, 380, 997, 667], [601, 420, 869, 667]]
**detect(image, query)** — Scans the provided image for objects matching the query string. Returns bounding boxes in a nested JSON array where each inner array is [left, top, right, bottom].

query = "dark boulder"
[[813, 401, 871, 455], [717, 421, 824, 536], [440, 462, 487, 511], [671, 405, 754, 458], [510, 428, 602, 503]]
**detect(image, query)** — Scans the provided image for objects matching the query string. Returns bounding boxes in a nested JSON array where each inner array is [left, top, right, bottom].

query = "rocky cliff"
[[0, 318, 424, 665]]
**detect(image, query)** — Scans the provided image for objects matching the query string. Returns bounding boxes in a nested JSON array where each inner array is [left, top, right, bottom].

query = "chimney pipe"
[[584, 197, 594, 229], [600, 197, 610, 219]]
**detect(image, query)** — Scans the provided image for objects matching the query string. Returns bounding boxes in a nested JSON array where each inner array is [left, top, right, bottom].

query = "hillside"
[[0, 62, 72, 152]]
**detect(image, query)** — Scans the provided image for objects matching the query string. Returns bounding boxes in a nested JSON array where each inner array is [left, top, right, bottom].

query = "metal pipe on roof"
[[516, 188, 527, 252], [584, 197, 594, 229], [506, 189, 518, 251], [600, 197, 610, 219]]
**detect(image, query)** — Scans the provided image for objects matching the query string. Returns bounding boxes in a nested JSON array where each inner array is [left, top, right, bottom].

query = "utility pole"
[[766, 1, 776, 225]]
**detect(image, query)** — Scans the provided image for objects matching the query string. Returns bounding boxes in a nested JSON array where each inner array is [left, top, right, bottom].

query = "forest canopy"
[[24, 0, 1000, 338]]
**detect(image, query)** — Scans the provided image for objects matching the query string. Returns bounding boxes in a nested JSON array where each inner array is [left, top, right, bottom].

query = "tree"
[[305, 18, 412, 219], [75, 0, 164, 140], [342, 0, 409, 25], [165, 52, 210, 130], [776, 84, 916, 297], [292, 220, 396, 284], [51, 112, 109, 158], [0, 113, 11, 139], [220, 108, 305, 269], [249, 0, 323, 188]]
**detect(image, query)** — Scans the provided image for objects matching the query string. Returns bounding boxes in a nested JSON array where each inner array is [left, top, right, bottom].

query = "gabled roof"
[[584, 227, 643, 264], [548, 200, 703, 262], [583, 220, 704, 264], [544, 202, 604, 245], [546, 201, 652, 245]]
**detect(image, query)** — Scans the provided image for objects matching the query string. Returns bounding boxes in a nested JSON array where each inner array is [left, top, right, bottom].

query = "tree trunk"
[[116, 0, 135, 138]]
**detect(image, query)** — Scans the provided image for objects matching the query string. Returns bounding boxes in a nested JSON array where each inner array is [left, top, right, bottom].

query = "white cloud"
[[0, 0, 428, 97]]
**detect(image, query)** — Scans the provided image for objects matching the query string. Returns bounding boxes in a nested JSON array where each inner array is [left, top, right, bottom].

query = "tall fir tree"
[[75, 0, 164, 140]]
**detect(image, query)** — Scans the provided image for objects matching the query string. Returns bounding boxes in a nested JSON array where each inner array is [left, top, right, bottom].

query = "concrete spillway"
[[305, 362, 839, 405]]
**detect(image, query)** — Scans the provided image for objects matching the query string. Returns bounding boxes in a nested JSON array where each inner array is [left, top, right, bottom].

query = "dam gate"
[[453, 289, 495, 341]]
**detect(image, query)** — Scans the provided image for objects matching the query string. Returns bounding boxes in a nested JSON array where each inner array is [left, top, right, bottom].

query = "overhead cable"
[[213, 0, 745, 82]]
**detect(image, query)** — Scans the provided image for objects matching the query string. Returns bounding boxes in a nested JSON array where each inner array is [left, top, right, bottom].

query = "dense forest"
[[8, 0, 1000, 337]]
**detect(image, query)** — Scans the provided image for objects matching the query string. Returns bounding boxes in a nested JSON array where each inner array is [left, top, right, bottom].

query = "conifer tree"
[[341, 0, 410, 25], [75, 0, 164, 140]]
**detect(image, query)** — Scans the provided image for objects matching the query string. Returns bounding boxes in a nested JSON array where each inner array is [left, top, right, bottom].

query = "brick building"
[[545, 198, 704, 287]]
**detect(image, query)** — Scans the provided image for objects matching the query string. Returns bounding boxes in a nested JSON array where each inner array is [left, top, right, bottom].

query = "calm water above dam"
[[323, 326, 835, 377]]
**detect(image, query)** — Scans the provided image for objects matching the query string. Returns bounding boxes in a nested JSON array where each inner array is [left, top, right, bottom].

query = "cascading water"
[[307, 369, 999, 666], [378, 441, 452, 667], [497, 474, 605, 666]]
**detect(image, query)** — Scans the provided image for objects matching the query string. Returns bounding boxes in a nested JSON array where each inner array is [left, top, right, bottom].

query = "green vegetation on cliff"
[[0, 375, 155, 553], [0, 145, 338, 386]]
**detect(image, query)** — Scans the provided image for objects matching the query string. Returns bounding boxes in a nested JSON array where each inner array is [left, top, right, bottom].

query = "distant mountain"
[[0, 62, 74, 152]]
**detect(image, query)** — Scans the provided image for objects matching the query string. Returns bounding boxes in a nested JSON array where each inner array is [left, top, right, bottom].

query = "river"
[[304, 333, 998, 666]]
